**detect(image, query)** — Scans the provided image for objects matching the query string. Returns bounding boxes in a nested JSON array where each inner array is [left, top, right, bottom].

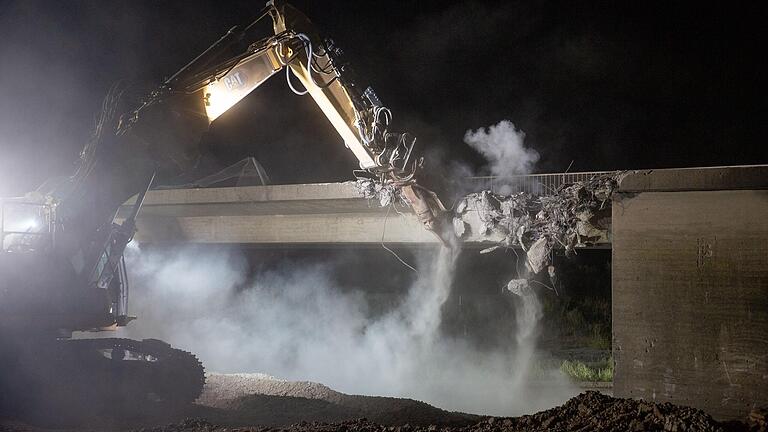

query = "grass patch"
[[540, 294, 612, 350], [560, 357, 613, 382]]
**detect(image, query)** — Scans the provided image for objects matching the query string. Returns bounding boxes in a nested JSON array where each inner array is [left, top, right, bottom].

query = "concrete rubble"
[[355, 172, 623, 277], [354, 178, 400, 208], [452, 172, 621, 274]]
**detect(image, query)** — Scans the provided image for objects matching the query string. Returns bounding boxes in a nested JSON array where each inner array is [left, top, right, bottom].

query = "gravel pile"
[[138, 391, 732, 432], [198, 373, 339, 409], [196, 373, 476, 427]]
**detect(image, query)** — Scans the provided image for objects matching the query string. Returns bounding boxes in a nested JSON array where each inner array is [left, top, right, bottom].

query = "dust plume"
[[507, 280, 544, 394], [119, 244, 574, 416], [463, 120, 539, 178]]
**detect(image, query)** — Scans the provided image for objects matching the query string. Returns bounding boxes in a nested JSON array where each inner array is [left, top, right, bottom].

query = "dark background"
[[0, 0, 764, 196]]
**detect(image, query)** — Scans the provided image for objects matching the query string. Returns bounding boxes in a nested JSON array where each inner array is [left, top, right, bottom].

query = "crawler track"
[[0, 337, 205, 423], [64, 338, 206, 406]]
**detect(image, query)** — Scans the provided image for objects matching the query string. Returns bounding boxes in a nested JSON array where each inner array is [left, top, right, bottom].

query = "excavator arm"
[[123, 0, 453, 243], [203, 1, 395, 172]]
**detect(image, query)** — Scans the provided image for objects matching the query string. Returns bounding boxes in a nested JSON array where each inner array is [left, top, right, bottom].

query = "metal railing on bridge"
[[465, 171, 612, 196]]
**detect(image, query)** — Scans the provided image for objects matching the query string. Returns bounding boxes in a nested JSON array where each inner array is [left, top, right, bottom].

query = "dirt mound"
[[139, 391, 732, 432], [486, 391, 725, 431]]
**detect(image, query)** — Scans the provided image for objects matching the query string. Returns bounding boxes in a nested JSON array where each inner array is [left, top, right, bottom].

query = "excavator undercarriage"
[[0, 336, 204, 422]]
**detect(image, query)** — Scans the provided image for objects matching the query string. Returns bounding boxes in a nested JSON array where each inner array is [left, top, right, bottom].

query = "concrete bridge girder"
[[120, 180, 612, 246]]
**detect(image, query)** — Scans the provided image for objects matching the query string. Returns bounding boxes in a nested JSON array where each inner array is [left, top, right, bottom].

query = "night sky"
[[0, 0, 764, 196]]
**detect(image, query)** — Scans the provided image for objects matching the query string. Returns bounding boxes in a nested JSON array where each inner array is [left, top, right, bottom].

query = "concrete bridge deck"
[[122, 165, 765, 246], [121, 173, 617, 245], [121, 182, 439, 245]]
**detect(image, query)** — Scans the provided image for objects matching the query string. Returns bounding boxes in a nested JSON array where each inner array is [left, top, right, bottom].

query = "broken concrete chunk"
[[575, 209, 594, 222], [377, 187, 394, 207], [480, 190, 500, 210], [353, 178, 399, 207], [506, 278, 530, 296], [455, 198, 468, 214], [526, 237, 550, 274], [452, 217, 467, 238]]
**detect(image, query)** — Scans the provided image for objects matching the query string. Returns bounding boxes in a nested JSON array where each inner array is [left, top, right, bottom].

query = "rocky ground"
[[134, 390, 738, 432], [1, 373, 762, 432]]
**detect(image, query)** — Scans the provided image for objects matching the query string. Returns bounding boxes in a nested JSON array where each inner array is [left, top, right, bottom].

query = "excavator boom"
[[124, 0, 453, 242]]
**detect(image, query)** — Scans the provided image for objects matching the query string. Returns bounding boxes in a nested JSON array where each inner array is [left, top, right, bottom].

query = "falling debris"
[[505, 279, 529, 297], [525, 237, 549, 274]]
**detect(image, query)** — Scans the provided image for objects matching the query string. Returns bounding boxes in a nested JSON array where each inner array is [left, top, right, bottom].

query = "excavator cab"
[[0, 182, 142, 331], [0, 196, 127, 331], [0, 198, 55, 254]]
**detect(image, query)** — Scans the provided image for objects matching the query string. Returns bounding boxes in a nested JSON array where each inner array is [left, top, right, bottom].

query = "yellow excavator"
[[0, 0, 451, 415]]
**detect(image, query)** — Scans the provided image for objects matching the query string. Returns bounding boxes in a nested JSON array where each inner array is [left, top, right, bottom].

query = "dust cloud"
[[463, 120, 540, 178], [119, 244, 574, 416]]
